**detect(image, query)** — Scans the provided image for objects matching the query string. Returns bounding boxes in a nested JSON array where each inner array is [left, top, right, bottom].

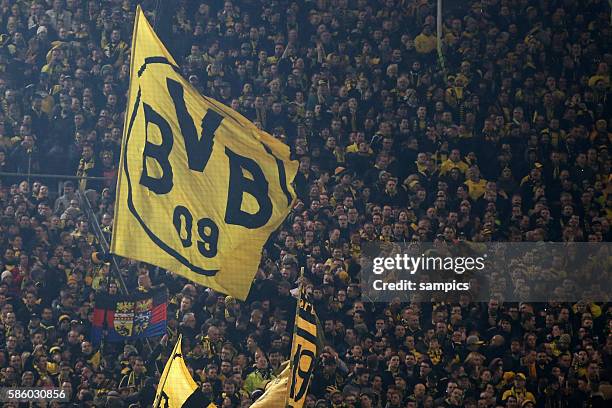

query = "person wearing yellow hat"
[[500, 371, 516, 388], [58, 314, 71, 323], [502, 372, 536, 404], [47, 346, 62, 376]]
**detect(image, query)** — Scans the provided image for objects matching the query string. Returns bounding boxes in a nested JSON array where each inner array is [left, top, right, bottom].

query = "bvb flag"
[[288, 285, 323, 407], [153, 334, 214, 408], [111, 6, 297, 300]]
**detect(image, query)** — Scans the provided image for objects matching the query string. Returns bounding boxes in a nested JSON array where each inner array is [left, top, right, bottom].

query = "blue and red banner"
[[92, 287, 167, 345]]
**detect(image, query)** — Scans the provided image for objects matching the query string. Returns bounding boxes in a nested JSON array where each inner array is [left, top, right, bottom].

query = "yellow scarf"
[[428, 348, 442, 365]]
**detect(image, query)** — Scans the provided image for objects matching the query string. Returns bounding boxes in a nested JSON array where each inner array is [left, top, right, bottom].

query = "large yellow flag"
[[111, 7, 297, 300], [153, 335, 214, 408], [288, 286, 323, 407]]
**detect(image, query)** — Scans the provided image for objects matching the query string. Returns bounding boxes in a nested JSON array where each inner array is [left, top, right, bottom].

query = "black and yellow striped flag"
[[287, 285, 323, 408]]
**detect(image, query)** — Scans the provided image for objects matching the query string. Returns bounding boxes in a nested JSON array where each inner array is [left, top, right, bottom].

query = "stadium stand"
[[0, 0, 610, 407]]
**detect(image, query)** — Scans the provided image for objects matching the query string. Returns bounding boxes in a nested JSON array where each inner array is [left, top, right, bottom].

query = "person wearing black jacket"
[[9, 135, 40, 175]]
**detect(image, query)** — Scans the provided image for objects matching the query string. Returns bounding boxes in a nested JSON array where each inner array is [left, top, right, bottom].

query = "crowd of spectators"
[[0, 0, 611, 407]]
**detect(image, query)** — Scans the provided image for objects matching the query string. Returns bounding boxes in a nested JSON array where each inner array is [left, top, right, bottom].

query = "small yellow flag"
[[153, 334, 213, 408], [111, 6, 297, 300]]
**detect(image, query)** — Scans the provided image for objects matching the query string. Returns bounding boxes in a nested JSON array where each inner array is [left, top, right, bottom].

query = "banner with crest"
[[92, 287, 167, 345]]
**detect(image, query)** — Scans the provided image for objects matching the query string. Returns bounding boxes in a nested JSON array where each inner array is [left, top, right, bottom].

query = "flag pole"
[[436, 0, 447, 77], [152, 0, 177, 60], [110, 4, 141, 258], [100, 288, 109, 361]]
